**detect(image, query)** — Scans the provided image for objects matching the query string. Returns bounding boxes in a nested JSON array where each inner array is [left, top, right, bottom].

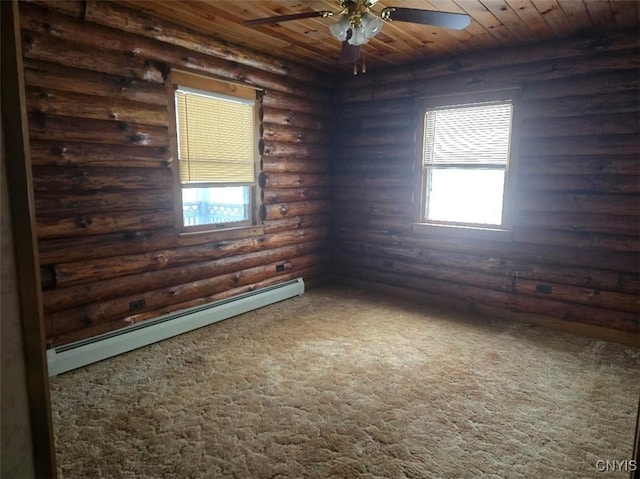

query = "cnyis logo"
[[595, 459, 637, 472]]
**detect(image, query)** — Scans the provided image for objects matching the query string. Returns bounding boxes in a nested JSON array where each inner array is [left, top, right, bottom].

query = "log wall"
[[20, 1, 334, 347], [332, 28, 640, 337], [19, 1, 640, 346]]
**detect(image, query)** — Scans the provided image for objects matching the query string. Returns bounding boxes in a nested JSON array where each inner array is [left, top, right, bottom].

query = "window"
[[171, 71, 258, 231], [417, 97, 515, 233]]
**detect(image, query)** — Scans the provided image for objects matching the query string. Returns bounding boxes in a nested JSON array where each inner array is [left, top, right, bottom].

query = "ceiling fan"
[[244, 0, 471, 72]]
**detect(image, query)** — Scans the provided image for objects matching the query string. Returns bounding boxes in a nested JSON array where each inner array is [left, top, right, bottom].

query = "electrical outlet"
[[129, 299, 146, 311], [276, 264, 285, 272]]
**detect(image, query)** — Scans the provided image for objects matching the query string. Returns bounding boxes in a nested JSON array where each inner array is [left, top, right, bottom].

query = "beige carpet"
[[50, 285, 639, 479]]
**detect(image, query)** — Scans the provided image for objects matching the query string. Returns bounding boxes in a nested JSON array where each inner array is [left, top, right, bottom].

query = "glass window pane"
[[182, 186, 250, 227], [426, 168, 505, 225]]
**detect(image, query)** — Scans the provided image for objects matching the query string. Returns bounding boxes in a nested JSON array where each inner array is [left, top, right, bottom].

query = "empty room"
[[2, 0, 639, 477]]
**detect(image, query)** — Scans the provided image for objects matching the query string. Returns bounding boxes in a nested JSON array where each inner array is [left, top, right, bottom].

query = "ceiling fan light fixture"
[[329, 14, 351, 41], [361, 11, 383, 37], [348, 25, 368, 45]]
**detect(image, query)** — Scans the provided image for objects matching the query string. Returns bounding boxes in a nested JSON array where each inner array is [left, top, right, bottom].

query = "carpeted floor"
[[50, 285, 639, 479]]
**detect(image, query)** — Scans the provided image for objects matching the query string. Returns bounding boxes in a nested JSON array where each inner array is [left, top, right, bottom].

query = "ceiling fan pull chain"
[[362, 52, 366, 73], [353, 62, 358, 75]]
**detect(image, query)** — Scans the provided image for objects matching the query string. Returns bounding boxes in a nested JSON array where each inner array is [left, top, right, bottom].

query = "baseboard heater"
[[46, 278, 304, 376]]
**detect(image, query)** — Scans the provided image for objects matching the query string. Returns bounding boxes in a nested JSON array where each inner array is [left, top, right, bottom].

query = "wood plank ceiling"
[[119, 0, 639, 73]]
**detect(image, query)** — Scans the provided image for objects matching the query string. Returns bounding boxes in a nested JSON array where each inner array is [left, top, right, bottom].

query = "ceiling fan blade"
[[382, 8, 471, 30], [244, 11, 332, 27], [340, 40, 361, 63]]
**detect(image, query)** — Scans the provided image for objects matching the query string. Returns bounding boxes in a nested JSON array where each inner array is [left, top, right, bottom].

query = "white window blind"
[[424, 102, 513, 167], [176, 86, 255, 184]]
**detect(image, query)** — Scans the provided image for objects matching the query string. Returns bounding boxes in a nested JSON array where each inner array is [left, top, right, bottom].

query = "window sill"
[[411, 222, 512, 242], [178, 224, 264, 245]]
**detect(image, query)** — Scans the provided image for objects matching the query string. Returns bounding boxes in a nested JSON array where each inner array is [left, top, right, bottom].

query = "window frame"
[[168, 69, 262, 234], [413, 90, 520, 241]]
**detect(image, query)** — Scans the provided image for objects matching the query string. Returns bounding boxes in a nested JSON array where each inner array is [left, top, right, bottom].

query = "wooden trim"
[[502, 89, 522, 232], [167, 69, 262, 233], [416, 87, 522, 105], [632, 395, 640, 479], [1, 1, 56, 476], [414, 90, 520, 232], [171, 69, 261, 100], [166, 76, 183, 232], [335, 276, 640, 348], [181, 219, 253, 234], [411, 222, 513, 242], [414, 105, 426, 222]]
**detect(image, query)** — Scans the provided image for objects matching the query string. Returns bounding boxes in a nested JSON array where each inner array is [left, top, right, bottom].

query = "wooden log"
[[52, 227, 329, 287], [518, 155, 640, 176], [338, 239, 620, 290], [336, 81, 418, 104], [37, 210, 175, 240], [39, 225, 265, 264], [522, 70, 640, 101], [618, 274, 640, 295], [506, 293, 638, 333], [342, 267, 638, 333], [520, 134, 640, 157], [332, 143, 416, 163], [176, 226, 267, 247], [340, 65, 416, 90], [332, 157, 415, 175], [332, 174, 414, 188], [35, 189, 173, 215], [337, 252, 514, 292], [260, 201, 331, 220], [338, 49, 639, 104], [333, 215, 413, 234], [341, 29, 639, 89], [260, 156, 329, 174], [29, 140, 171, 169], [32, 166, 173, 192], [337, 98, 417, 119], [335, 228, 639, 273], [20, 3, 332, 102], [261, 122, 325, 145], [261, 140, 330, 159], [516, 192, 639, 215], [334, 127, 415, 147], [336, 202, 414, 218], [45, 265, 326, 347], [261, 106, 327, 131], [336, 112, 417, 133], [261, 215, 330, 234], [417, 48, 640, 93], [515, 211, 639, 235], [82, 0, 327, 85], [332, 187, 413, 204], [48, 253, 328, 336], [513, 228, 640, 252], [23, 60, 168, 106], [25, 87, 169, 126], [259, 172, 329, 189], [39, 228, 178, 264], [261, 187, 330, 204], [43, 241, 324, 311], [520, 90, 640, 119], [22, 31, 165, 83], [28, 113, 170, 147], [23, 0, 84, 18], [345, 266, 513, 309], [515, 278, 640, 313], [518, 173, 640, 194], [521, 112, 639, 138], [261, 89, 331, 116]]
